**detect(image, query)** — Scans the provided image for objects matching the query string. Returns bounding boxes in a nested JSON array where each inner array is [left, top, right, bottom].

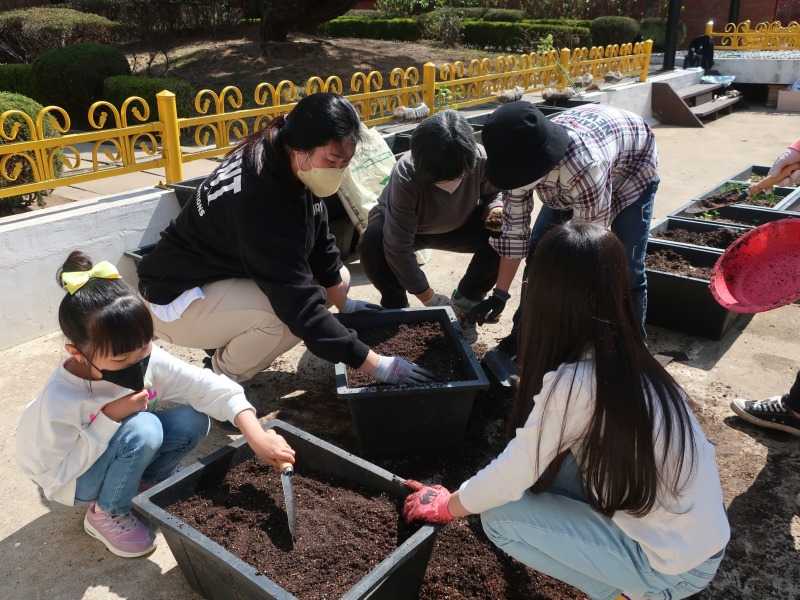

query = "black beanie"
[[482, 101, 570, 190]]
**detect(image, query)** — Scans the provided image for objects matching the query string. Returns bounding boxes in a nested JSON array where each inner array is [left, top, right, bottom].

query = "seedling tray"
[[132, 420, 438, 600], [646, 239, 741, 340], [335, 307, 489, 457]]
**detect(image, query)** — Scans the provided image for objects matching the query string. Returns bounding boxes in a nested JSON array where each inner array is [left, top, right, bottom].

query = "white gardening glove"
[[421, 289, 452, 308], [341, 298, 383, 314], [768, 147, 800, 186], [371, 355, 435, 385]]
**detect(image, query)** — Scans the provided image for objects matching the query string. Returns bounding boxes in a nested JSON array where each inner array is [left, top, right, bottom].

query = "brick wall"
[[682, 1, 779, 49]]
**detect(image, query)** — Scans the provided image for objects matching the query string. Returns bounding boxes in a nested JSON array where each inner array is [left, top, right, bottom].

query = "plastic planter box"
[[690, 180, 799, 211], [132, 420, 438, 600], [166, 175, 207, 209], [670, 203, 799, 226], [777, 196, 800, 212], [335, 307, 490, 457], [649, 217, 749, 252], [646, 239, 741, 340], [728, 164, 771, 184]]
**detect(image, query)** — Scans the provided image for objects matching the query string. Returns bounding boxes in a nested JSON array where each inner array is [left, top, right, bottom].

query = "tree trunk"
[[259, 0, 357, 49]]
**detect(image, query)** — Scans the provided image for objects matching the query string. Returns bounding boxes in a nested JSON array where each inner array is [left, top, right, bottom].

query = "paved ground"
[[2, 106, 799, 599]]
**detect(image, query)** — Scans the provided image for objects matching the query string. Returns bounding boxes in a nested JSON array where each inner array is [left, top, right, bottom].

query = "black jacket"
[[138, 147, 370, 368]]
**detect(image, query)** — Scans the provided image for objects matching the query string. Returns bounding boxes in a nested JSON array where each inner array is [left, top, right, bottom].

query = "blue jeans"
[[480, 454, 724, 600], [519, 178, 659, 335], [75, 405, 210, 515]]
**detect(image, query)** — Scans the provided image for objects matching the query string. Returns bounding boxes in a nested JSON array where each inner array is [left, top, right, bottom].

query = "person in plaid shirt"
[[471, 101, 659, 358]]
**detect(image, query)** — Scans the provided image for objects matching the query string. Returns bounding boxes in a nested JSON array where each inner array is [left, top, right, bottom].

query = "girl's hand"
[[102, 389, 150, 422], [251, 429, 296, 470], [402, 480, 455, 523]]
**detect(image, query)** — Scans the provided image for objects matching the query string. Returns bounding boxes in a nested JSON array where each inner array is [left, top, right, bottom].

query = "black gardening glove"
[[468, 288, 511, 325]]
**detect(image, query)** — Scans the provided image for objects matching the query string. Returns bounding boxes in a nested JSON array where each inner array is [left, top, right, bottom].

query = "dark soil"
[[182, 342, 590, 600], [346, 320, 469, 387], [652, 226, 746, 249], [167, 458, 419, 599], [646, 248, 713, 279], [691, 188, 782, 212]]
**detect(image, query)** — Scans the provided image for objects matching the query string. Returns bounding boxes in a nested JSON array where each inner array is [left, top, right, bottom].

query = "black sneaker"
[[730, 394, 800, 436], [495, 333, 518, 361]]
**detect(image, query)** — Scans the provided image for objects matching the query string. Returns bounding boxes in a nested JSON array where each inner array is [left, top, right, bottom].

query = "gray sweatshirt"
[[369, 145, 502, 294]]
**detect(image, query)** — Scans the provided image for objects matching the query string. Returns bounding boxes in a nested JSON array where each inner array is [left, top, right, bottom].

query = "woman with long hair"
[[403, 221, 729, 600]]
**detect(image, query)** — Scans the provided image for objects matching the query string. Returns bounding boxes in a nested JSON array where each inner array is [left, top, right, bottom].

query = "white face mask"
[[295, 152, 346, 197], [434, 178, 463, 194]]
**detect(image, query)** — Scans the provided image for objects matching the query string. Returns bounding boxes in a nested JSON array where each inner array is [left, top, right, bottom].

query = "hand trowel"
[[267, 429, 296, 541]]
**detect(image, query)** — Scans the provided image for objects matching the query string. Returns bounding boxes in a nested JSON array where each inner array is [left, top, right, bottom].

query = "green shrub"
[[419, 8, 463, 48], [324, 17, 422, 41], [0, 91, 63, 212], [0, 7, 119, 64], [462, 20, 591, 52], [640, 17, 685, 52], [589, 16, 640, 49], [31, 43, 130, 126], [482, 8, 524, 22], [103, 75, 196, 121], [67, 0, 128, 21], [0, 64, 33, 97], [375, 0, 439, 18]]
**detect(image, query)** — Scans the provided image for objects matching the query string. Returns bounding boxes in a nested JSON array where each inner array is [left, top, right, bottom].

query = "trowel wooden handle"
[[266, 428, 294, 474], [748, 163, 800, 195]]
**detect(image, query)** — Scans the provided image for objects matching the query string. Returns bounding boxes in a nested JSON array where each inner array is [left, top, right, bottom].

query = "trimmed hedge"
[[482, 8, 524, 22], [31, 43, 130, 126], [462, 20, 591, 52], [0, 64, 33, 97], [0, 91, 63, 211], [0, 7, 119, 64], [324, 17, 421, 41], [640, 17, 686, 52], [103, 75, 196, 121], [590, 16, 640, 49]]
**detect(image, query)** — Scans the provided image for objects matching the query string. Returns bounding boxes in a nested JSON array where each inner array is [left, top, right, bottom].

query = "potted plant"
[[645, 239, 742, 340], [132, 420, 439, 600], [334, 307, 489, 457]]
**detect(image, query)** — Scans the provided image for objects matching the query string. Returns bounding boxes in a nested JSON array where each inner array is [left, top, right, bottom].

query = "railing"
[[0, 40, 652, 200], [705, 20, 800, 50]]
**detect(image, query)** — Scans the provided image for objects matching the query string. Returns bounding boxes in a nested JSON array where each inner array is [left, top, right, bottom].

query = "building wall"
[[682, 1, 779, 49]]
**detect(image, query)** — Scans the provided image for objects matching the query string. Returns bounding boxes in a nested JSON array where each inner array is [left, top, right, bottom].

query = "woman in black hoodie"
[[138, 93, 431, 386]]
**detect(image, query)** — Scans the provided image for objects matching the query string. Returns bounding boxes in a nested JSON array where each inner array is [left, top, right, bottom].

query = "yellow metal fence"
[[0, 40, 652, 200], [705, 20, 800, 50]]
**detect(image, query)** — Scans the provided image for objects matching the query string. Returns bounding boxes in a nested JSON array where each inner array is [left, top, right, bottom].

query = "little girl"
[[17, 251, 295, 558], [403, 222, 730, 600]]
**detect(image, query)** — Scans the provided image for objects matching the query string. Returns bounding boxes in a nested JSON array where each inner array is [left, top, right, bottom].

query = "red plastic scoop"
[[710, 217, 800, 313]]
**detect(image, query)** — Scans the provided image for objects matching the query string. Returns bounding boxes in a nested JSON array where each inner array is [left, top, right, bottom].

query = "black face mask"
[[83, 352, 151, 391]]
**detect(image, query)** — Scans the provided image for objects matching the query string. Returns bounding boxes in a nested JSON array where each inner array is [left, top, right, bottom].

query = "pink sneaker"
[[84, 502, 157, 558]]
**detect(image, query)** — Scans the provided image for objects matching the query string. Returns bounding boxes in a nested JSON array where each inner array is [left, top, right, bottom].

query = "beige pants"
[[148, 267, 350, 383]]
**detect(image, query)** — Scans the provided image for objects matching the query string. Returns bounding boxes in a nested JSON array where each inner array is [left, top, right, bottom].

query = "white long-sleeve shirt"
[[17, 344, 253, 506], [458, 355, 730, 576]]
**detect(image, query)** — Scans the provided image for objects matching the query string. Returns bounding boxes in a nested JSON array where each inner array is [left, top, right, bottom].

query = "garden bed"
[[649, 217, 747, 250]]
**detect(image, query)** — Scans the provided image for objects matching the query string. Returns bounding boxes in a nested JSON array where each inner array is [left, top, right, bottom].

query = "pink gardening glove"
[[402, 480, 455, 524], [768, 147, 800, 186]]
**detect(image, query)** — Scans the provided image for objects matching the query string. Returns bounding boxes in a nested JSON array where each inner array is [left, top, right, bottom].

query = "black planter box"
[[166, 175, 207, 209], [728, 164, 771, 184], [646, 239, 741, 340], [123, 243, 156, 267], [648, 217, 749, 252], [687, 180, 799, 211], [670, 203, 799, 226], [335, 307, 489, 457], [132, 420, 438, 600], [777, 196, 800, 212], [536, 98, 599, 108]]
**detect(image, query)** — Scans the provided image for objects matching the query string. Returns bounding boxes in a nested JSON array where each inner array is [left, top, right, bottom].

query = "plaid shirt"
[[491, 105, 658, 259]]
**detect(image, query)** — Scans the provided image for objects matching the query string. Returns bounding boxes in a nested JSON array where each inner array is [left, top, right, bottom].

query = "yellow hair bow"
[[61, 261, 121, 294]]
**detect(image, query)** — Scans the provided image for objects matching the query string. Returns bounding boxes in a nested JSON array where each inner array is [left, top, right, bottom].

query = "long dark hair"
[[509, 221, 696, 517], [57, 251, 153, 361], [233, 92, 362, 196]]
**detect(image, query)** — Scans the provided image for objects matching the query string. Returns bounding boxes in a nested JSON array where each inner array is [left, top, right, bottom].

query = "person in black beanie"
[[472, 101, 659, 359]]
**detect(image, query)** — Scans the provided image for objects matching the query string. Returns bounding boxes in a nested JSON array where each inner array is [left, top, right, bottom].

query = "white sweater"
[[17, 345, 253, 506], [458, 356, 730, 576]]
